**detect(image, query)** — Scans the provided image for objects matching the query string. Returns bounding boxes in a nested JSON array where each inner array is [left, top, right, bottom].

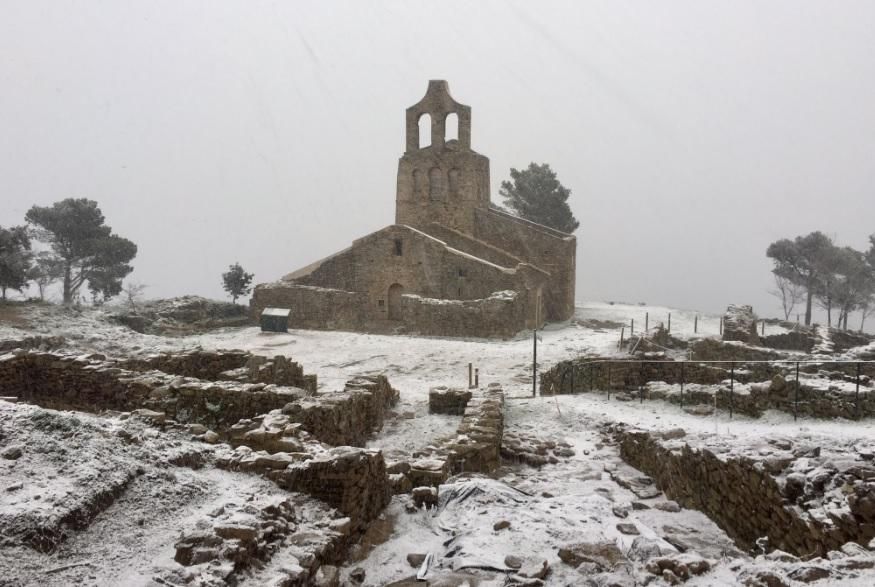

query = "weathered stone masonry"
[[615, 426, 875, 558], [252, 80, 576, 338]]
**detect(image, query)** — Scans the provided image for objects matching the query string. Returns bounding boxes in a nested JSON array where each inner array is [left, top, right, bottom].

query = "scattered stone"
[[558, 542, 626, 570], [654, 500, 681, 513], [1, 445, 23, 460], [505, 555, 523, 569], [787, 565, 830, 583], [406, 553, 427, 568], [411, 486, 438, 509], [349, 567, 366, 584], [493, 520, 511, 531], [616, 522, 640, 535]]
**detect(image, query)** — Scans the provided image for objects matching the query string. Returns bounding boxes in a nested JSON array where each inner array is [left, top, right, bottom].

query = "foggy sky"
[[2, 1, 875, 324]]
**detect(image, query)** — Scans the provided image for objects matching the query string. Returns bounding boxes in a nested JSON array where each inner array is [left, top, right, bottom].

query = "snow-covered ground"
[[3, 300, 875, 585]]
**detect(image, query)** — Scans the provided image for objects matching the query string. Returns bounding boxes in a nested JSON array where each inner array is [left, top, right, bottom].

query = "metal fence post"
[[794, 361, 800, 421], [668, 313, 672, 333], [694, 314, 698, 333], [645, 312, 649, 333]]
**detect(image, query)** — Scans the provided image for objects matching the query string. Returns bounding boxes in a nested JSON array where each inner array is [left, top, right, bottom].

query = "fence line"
[[550, 358, 875, 421]]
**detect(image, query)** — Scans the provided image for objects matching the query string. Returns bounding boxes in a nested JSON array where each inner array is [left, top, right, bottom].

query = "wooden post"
[[645, 312, 649, 333], [631, 318, 635, 337], [475, 368, 479, 389], [619, 326, 625, 351], [719, 316, 723, 335], [667, 313, 671, 333], [694, 314, 698, 333], [761, 320, 765, 336], [468, 362, 473, 389]]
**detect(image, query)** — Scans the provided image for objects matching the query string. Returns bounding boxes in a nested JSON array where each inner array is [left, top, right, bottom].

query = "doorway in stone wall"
[[388, 283, 404, 320]]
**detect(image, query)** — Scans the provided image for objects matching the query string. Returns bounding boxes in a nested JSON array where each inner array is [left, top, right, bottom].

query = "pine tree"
[[499, 163, 579, 233], [222, 263, 254, 304]]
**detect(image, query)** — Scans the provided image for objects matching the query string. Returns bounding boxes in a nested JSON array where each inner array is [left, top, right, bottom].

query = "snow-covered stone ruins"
[[2, 298, 875, 586]]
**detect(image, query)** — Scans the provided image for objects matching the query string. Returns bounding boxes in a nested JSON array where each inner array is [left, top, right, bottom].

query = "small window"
[[378, 299, 385, 308], [394, 239, 402, 256], [458, 287, 462, 297], [458, 268, 467, 277]]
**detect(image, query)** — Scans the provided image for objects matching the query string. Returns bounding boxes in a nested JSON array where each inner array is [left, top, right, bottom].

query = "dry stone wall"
[[0, 350, 397, 447], [404, 383, 505, 488], [541, 352, 875, 419], [117, 349, 317, 392], [615, 426, 875, 558]]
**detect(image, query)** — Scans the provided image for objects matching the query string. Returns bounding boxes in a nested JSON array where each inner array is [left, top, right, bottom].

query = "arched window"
[[418, 113, 431, 148], [445, 112, 459, 143]]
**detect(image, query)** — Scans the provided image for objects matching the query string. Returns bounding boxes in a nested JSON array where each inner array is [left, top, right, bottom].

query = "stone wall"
[[0, 351, 308, 430], [1, 351, 396, 446], [117, 349, 317, 392], [428, 386, 472, 415], [473, 207, 576, 322], [405, 383, 505, 488], [250, 283, 367, 332], [540, 355, 875, 419], [615, 427, 875, 558], [0, 336, 65, 353], [399, 290, 531, 338]]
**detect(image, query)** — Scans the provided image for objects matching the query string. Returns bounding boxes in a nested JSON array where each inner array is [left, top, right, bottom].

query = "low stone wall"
[[118, 350, 317, 392], [428, 386, 472, 415], [1, 351, 396, 446], [615, 426, 875, 558], [227, 376, 399, 448], [406, 383, 505, 488], [251, 283, 367, 332], [117, 349, 251, 380], [0, 336, 65, 353], [0, 351, 308, 429], [399, 291, 529, 339], [541, 355, 875, 419], [251, 283, 531, 339]]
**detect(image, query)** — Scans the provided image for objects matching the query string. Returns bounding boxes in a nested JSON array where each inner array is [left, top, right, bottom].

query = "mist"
[[2, 0, 874, 325]]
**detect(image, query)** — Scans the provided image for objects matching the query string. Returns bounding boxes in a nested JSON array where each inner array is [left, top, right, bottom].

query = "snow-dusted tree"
[[766, 232, 837, 326], [769, 274, 805, 321], [0, 225, 32, 300], [26, 198, 137, 304], [222, 263, 254, 304], [26, 251, 63, 301], [499, 163, 579, 233], [123, 282, 148, 309]]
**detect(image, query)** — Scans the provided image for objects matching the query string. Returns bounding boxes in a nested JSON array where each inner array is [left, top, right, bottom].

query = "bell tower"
[[395, 81, 490, 236]]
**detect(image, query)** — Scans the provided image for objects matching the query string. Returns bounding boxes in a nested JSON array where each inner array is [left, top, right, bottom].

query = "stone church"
[[251, 81, 576, 338]]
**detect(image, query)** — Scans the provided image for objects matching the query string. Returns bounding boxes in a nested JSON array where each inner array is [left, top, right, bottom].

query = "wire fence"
[[544, 359, 875, 421]]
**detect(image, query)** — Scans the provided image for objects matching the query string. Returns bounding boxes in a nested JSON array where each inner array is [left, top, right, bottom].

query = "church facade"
[[251, 81, 576, 338]]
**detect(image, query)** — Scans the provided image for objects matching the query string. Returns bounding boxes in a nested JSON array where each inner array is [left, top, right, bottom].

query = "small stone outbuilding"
[[252, 81, 577, 338]]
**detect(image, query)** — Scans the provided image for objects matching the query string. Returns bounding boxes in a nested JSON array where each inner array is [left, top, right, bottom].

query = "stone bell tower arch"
[[395, 80, 490, 236]]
